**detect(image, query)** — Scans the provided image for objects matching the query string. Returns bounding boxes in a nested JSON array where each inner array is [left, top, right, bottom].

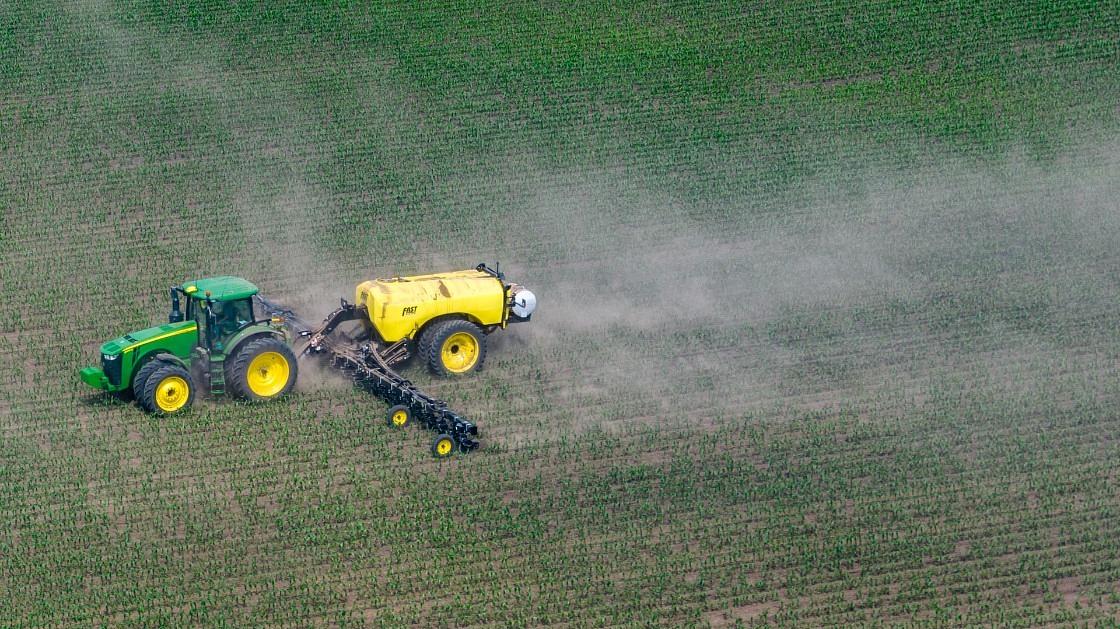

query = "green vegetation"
[[2, 0, 1119, 625]]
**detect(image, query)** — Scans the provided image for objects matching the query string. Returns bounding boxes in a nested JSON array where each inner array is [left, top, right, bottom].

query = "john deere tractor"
[[79, 277, 298, 414]]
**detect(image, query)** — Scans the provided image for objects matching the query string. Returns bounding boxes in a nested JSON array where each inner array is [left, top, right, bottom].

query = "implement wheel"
[[139, 364, 194, 415], [432, 433, 456, 458], [386, 404, 411, 429], [425, 319, 486, 377], [227, 336, 299, 402]]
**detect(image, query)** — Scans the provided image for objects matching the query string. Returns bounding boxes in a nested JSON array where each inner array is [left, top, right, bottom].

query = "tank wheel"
[[416, 325, 439, 367], [227, 336, 299, 402], [386, 404, 411, 428], [139, 364, 195, 415], [425, 319, 486, 377], [132, 354, 174, 400], [432, 433, 456, 458]]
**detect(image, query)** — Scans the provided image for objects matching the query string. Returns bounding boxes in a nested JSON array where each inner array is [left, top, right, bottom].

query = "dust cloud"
[[519, 139, 1119, 332], [482, 135, 1120, 435]]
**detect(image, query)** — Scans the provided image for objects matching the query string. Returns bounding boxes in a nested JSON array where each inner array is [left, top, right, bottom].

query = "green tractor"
[[79, 277, 298, 414]]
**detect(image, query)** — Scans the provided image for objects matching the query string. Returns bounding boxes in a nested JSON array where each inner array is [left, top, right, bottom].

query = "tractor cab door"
[[186, 297, 222, 352], [186, 297, 210, 348], [186, 297, 217, 392], [185, 297, 252, 397]]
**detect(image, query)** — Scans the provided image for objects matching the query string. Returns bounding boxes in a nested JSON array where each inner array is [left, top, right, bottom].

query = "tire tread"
[[139, 364, 194, 415], [132, 354, 173, 401]]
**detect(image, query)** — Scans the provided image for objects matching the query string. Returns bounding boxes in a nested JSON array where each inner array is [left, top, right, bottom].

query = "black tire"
[[139, 364, 194, 415], [226, 336, 299, 402], [415, 324, 439, 367], [386, 404, 411, 429], [431, 433, 456, 458], [132, 355, 173, 400], [425, 319, 486, 377]]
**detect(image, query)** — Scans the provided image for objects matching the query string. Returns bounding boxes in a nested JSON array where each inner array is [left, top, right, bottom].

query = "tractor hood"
[[100, 320, 198, 356]]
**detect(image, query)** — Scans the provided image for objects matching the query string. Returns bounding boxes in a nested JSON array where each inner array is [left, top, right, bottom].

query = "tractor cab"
[[172, 277, 260, 353]]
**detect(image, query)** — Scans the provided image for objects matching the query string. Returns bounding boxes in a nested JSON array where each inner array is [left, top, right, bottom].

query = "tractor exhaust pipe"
[[169, 287, 184, 323]]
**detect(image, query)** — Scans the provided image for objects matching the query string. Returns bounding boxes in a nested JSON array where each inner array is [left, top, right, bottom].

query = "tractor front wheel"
[[425, 319, 486, 377], [132, 355, 173, 400], [140, 364, 195, 415], [227, 337, 299, 402]]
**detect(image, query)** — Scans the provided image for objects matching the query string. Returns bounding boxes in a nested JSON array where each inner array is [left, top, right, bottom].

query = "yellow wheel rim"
[[246, 351, 290, 398], [155, 376, 190, 412], [391, 409, 409, 426], [440, 332, 479, 373], [436, 438, 453, 457]]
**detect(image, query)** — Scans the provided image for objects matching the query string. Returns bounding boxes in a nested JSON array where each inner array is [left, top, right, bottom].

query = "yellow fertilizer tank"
[[352, 264, 536, 376]]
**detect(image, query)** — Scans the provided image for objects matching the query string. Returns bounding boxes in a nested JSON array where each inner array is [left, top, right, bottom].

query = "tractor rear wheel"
[[425, 319, 486, 377], [140, 364, 195, 415], [227, 336, 299, 402]]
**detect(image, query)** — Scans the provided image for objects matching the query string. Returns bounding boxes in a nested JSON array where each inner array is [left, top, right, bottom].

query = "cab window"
[[214, 299, 254, 336]]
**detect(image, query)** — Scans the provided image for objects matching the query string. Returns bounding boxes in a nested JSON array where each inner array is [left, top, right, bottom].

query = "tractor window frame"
[[190, 297, 210, 345]]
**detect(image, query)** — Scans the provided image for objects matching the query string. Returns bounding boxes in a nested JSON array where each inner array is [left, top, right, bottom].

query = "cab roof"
[[181, 276, 259, 301]]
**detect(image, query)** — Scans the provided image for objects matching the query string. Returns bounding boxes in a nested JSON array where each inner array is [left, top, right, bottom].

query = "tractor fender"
[[130, 350, 188, 389], [225, 326, 288, 358], [413, 313, 489, 341], [135, 350, 188, 371]]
